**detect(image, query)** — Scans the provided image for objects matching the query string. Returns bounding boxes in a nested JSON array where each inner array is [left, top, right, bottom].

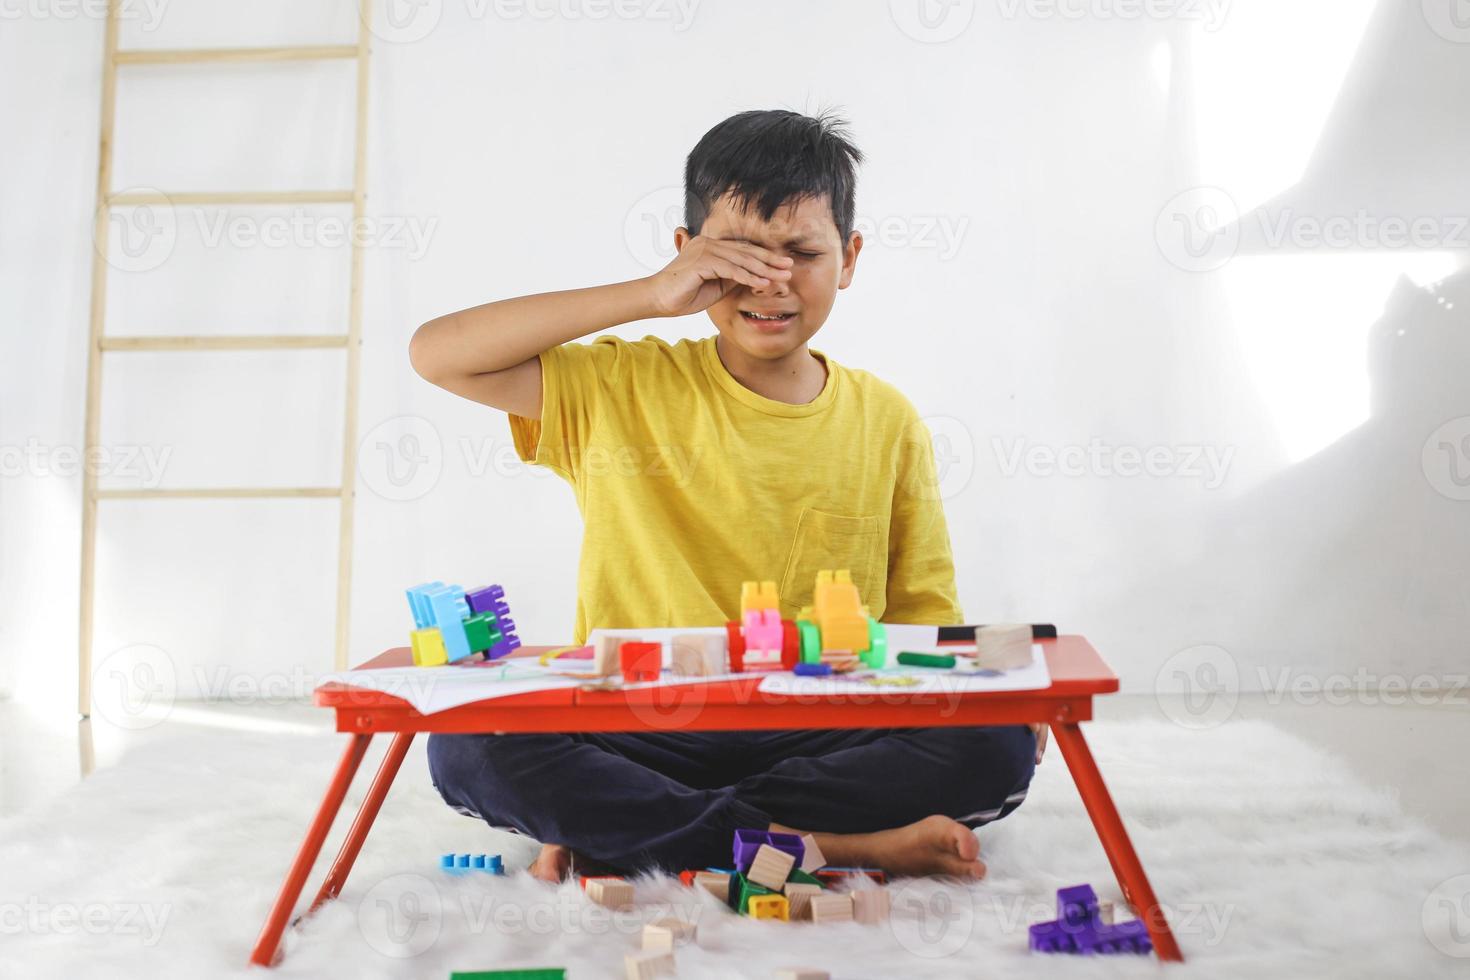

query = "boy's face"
[[675, 192, 862, 361]]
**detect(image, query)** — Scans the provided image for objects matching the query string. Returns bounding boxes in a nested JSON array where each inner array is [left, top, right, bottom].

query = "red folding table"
[[249, 635, 1184, 966]]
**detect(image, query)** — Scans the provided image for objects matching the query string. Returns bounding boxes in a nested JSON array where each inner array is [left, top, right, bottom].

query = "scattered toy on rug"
[[1028, 883, 1152, 955]]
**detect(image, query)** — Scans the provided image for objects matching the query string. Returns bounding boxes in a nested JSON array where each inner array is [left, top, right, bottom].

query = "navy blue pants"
[[427, 726, 1036, 872]]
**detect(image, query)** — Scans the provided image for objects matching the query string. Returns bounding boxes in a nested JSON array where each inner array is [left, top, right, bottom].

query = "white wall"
[[2, 0, 1467, 716]]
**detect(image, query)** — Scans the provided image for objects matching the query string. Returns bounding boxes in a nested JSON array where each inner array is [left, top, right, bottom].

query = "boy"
[[410, 109, 1035, 881]]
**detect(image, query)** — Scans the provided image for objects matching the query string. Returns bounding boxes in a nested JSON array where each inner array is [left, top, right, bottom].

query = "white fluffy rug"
[[2, 719, 1466, 979]]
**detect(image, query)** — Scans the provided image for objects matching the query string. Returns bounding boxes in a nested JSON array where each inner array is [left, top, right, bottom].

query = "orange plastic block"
[[801, 570, 870, 654]]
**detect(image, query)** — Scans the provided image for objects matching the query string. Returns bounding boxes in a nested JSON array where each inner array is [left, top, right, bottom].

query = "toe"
[[950, 824, 981, 862]]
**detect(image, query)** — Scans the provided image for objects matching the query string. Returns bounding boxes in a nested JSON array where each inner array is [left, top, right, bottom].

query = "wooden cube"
[[692, 871, 730, 902], [798, 833, 826, 872], [975, 624, 1032, 670], [783, 882, 822, 921], [593, 634, 636, 676], [624, 950, 675, 979], [1098, 900, 1116, 925], [642, 916, 696, 952], [747, 843, 796, 890], [851, 888, 891, 925], [808, 893, 853, 924], [671, 633, 726, 676], [776, 971, 830, 980], [585, 877, 634, 910]]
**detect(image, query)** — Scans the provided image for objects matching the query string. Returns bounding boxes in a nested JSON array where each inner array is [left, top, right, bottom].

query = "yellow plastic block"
[[741, 580, 780, 613], [811, 569, 870, 653], [748, 894, 790, 921], [411, 627, 448, 666]]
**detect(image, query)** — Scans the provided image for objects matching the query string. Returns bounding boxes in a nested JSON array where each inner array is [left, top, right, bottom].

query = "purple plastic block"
[[1028, 921, 1076, 954], [731, 829, 805, 873], [1092, 920, 1152, 955], [465, 584, 505, 616], [1056, 884, 1099, 926]]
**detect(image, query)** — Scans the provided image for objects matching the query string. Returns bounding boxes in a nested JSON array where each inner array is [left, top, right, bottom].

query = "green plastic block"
[[734, 871, 776, 914], [897, 651, 955, 669], [449, 971, 566, 980], [785, 867, 825, 889], [462, 612, 503, 653], [863, 617, 888, 668], [797, 620, 821, 664]]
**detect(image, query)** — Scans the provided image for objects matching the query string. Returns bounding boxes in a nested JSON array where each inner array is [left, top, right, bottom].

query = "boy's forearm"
[[409, 277, 661, 381]]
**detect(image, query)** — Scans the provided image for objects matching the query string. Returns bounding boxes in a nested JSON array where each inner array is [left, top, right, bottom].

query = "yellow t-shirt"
[[509, 335, 963, 643]]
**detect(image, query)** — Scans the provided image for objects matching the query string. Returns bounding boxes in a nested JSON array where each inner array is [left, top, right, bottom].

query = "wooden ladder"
[[79, 1, 373, 716]]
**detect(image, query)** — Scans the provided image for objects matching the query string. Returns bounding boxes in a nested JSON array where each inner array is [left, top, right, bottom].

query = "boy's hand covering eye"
[[645, 237, 794, 318]]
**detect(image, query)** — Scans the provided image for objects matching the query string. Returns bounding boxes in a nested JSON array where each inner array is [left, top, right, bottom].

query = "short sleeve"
[[885, 413, 965, 625], [508, 336, 629, 485]]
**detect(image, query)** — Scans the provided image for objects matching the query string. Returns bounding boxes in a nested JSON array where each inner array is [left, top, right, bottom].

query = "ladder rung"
[[101, 335, 349, 352], [96, 487, 344, 500], [108, 190, 354, 206], [115, 45, 360, 66]]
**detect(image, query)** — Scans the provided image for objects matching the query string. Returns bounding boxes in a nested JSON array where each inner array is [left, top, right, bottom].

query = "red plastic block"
[[619, 642, 661, 682]]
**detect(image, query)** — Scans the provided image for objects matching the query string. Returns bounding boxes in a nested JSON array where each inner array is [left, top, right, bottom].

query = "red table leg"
[[249, 733, 372, 968], [1051, 722, 1185, 962], [309, 732, 416, 912]]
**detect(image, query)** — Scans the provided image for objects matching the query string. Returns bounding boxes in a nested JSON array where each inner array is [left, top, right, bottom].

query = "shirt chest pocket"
[[778, 508, 883, 616]]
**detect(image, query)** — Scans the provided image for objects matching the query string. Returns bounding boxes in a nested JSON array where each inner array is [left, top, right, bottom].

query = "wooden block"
[[624, 950, 675, 980], [692, 871, 730, 902], [783, 882, 822, 921], [776, 971, 830, 980], [585, 878, 634, 910], [671, 633, 725, 676], [642, 915, 696, 952], [747, 843, 796, 890], [975, 624, 1032, 670], [851, 888, 891, 925], [1098, 899, 1116, 925], [593, 634, 637, 676], [808, 893, 853, 924], [798, 834, 826, 872]]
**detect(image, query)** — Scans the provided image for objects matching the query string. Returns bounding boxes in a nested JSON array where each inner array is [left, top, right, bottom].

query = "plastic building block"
[[450, 971, 567, 980], [747, 843, 797, 890], [740, 579, 779, 613], [731, 872, 775, 914], [1029, 884, 1152, 956], [851, 889, 891, 924], [776, 970, 829, 980], [411, 627, 449, 667], [405, 582, 444, 629], [642, 916, 696, 952], [585, 877, 634, 909], [618, 641, 661, 682], [813, 867, 886, 886], [725, 621, 747, 672], [804, 570, 870, 654], [896, 651, 956, 669], [807, 892, 853, 924], [426, 586, 474, 662], [463, 612, 504, 654], [784, 867, 824, 889], [743, 607, 785, 661], [624, 951, 675, 980], [798, 834, 826, 873], [862, 617, 887, 668], [440, 853, 504, 875], [692, 871, 730, 902], [975, 624, 1032, 670], [732, 829, 804, 874], [793, 662, 831, 677], [748, 894, 790, 921], [465, 584, 520, 659], [797, 619, 821, 664]]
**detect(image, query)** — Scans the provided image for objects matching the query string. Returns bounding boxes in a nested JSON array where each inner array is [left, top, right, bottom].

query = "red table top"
[[315, 635, 1117, 734]]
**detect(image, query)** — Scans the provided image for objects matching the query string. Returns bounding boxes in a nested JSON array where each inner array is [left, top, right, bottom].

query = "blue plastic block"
[[793, 662, 832, 676], [406, 582, 446, 629], [426, 586, 474, 662], [441, 853, 505, 876]]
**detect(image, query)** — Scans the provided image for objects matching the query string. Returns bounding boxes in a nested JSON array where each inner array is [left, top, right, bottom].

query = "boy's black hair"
[[683, 109, 864, 245]]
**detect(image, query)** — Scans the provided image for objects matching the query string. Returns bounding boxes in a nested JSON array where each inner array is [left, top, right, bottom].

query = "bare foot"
[[784, 815, 986, 879], [528, 843, 573, 883]]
